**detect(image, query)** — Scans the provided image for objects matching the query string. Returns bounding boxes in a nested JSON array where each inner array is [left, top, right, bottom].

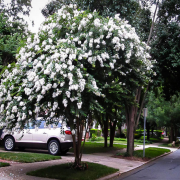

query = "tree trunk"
[[151, 127, 154, 137], [126, 105, 135, 156], [118, 123, 121, 135], [104, 113, 108, 147], [109, 120, 117, 147], [175, 125, 178, 141], [71, 117, 84, 167], [170, 125, 174, 143]]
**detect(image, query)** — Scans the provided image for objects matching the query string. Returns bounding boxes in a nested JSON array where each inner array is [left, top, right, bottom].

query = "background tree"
[[149, 0, 180, 142], [0, 0, 32, 19], [0, 0, 32, 72], [0, 13, 29, 71], [146, 91, 180, 142]]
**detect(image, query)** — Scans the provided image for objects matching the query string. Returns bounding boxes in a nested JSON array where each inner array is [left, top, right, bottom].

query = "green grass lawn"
[[27, 162, 118, 180], [134, 147, 170, 159], [139, 136, 163, 142], [0, 152, 61, 163], [0, 162, 10, 167], [70, 141, 126, 154], [89, 137, 151, 145]]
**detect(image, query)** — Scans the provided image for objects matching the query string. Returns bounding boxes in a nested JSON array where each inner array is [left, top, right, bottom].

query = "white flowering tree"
[[0, 5, 154, 166]]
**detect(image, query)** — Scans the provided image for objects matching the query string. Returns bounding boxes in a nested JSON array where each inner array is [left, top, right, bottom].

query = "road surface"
[[116, 149, 180, 180]]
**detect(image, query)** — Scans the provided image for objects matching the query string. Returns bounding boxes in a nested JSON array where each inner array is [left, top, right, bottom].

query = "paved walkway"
[[0, 139, 178, 180]]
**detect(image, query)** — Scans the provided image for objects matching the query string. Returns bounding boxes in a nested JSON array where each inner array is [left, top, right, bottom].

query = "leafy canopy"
[[0, 5, 153, 131]]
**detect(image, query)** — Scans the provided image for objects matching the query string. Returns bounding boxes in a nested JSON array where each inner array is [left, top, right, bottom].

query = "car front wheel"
[[4, 136, 15, 151], [48, 140, 60, 155]]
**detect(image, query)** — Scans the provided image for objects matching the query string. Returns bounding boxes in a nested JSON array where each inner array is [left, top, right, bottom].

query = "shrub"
[[134, 129, 144, 139], [115, 132, 126, 138], [90, 129, 102, 137], [153, 130, 163, 138], [90, 136, 104, 141], [122, 129, 127, 138]]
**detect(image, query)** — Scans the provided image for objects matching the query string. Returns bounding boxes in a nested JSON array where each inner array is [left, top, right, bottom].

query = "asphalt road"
[[116, 149, 180, 180]]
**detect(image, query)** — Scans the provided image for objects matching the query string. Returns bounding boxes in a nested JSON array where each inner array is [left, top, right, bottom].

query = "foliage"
[[27, 162, 119, 180], [41, 0, 155, 153], [146, 91, 180, 132], [0, 152, 61, 163], [42, 0, 151, 41], [151, 0, 180, 100], [0, 0, 31, 20], [90, 136, 104, 141], [89, 129, 102, 137], [0, 5, 153, 131], [0, 5, 153, 165], [0, 13, 29, 71]]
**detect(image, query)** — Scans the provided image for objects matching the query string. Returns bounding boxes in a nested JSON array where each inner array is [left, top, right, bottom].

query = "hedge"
[[90, 129, 102, 137]]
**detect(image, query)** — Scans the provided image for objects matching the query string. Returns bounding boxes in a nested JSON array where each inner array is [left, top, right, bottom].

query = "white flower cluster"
[[0, 5, 155, 130]]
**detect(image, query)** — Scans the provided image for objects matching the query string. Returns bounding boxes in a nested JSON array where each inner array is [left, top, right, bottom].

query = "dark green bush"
[[153, 130, 163, 138], [115, 132, 126, 138], [134, 129, 144, 139], [90, 129, 102, 137]]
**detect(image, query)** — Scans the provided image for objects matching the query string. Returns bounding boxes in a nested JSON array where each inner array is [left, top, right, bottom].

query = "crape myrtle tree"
[[0, 5, 153, 166], [42, 0, 153, 155]]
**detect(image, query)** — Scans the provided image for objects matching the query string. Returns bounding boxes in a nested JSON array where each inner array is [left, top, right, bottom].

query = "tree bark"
[[109, 119, 117, 147], [175, 125, 178, 141], [125, 105, 135, 156], [151, 127, 154, 137], [170, 125, 174, 143], [104, 113, 108, 147], [118, 123, 122, 135]]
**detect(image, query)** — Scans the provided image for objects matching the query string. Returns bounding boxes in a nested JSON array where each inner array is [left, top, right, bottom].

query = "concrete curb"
[[97, 172, 120, 180], [97, 148, 177, 180]]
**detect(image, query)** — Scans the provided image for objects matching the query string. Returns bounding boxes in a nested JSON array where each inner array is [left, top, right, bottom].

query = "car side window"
[[39, 121, 45, 129], [57, 122, 62, 128], [26, 122, 34, 129]]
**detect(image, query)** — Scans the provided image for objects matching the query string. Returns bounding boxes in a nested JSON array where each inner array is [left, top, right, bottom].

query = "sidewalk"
[[0, 139, 178, 180]]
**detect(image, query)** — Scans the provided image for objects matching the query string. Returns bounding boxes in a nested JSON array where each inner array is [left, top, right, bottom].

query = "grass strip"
[[0, 152, 61, 163], [134, 147, 170, 159], [0, 162, 10, 167], [27, 162, 118, 180], [70, 141, 126, 154]]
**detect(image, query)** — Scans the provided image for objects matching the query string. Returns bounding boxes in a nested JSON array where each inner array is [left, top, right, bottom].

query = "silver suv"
[[0, 118, 73, 155]]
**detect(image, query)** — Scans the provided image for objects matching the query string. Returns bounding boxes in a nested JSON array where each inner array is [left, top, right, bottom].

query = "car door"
[[13, 123, 34, 147], [32, 120, 48, 149]]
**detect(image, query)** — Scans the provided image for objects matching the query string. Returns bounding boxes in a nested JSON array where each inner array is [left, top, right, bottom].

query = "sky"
[[5, 0, 50, 33], [24, 0, 50, 33]]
